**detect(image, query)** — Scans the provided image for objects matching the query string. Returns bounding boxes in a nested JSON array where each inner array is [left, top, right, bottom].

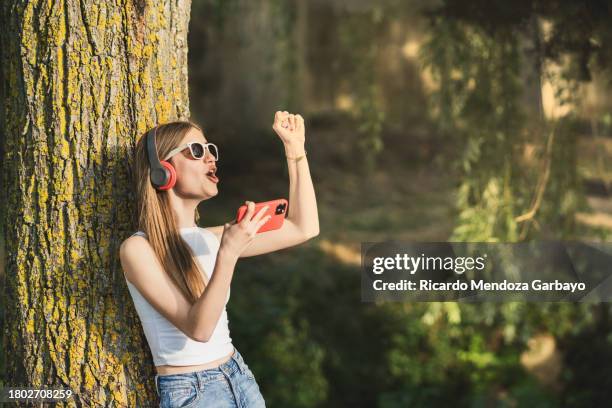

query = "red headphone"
[[146, 126, 177, 190]]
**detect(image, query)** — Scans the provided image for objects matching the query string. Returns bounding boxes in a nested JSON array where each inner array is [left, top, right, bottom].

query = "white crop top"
[[124, 226, 234, 366]]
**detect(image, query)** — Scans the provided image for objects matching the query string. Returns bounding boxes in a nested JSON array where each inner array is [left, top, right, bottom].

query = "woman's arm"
[[120, 205, 268, 341], [120, 236, 238, 342], [284, 140, 320, 238], [207, 112, 320, 257], [187, 247, 238, 341]]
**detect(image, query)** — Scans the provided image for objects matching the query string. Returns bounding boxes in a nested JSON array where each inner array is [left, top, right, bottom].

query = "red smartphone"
[[236, 198, 288, 233]]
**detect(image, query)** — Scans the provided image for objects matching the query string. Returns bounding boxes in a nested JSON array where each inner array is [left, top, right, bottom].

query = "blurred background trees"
[[1, 0, 610, 406], [188, 1, 612, 406]]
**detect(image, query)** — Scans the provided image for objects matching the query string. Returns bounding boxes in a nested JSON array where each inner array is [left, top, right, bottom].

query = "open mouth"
[[206, 168, 219, 184]]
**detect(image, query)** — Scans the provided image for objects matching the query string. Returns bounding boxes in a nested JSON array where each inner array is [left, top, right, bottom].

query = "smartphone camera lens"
[[276, 203, 286, 215]]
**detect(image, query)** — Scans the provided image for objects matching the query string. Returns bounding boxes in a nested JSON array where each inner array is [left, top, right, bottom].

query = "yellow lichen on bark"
[[2, 0, 193, 405]]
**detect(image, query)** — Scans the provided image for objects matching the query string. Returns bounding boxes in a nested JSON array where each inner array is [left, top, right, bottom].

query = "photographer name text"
[[372, 279, 586, 292]]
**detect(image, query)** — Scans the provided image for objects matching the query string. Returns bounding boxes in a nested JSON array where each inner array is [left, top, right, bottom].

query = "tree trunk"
[[0, 0, 192, 406]]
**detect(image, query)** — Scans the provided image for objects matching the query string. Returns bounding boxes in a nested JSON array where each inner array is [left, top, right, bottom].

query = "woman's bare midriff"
[[156, 347, 235, 375]]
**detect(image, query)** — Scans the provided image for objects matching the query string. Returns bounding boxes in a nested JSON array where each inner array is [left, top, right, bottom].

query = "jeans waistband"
[[154, 347, 248, 396]]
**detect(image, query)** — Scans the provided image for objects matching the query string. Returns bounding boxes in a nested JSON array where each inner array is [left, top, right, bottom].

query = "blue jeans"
[[154, 348, 266, 407]]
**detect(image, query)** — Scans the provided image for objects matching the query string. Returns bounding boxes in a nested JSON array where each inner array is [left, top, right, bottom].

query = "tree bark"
[[0, 0, 192, 406]]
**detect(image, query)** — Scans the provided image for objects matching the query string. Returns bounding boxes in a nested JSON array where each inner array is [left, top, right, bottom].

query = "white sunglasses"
[[163, 142, 219, 162]]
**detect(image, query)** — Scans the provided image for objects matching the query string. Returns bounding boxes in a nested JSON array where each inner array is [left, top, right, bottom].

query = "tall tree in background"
[[0, 0, 192, 405]]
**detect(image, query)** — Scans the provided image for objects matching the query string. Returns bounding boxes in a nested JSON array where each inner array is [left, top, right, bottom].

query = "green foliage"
[[228, 244, 606, 407], [421, 18, 527, 242], [431, 0, 612, 83], [375, 301, 611, 407], [229, 246, 401, 407], [420, 4, 589, 242], [193, 0, 241, 31], [336, 7, 388, 172], [192, 2, 610, 407], [228, 249, 329, 407], [260, 317, 328, 407], [411, 7, 606, 408], [269, 0, 299, 109]]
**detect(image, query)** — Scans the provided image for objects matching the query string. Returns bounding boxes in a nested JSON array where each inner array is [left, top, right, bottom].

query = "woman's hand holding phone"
[[219, 201, 271, 259]]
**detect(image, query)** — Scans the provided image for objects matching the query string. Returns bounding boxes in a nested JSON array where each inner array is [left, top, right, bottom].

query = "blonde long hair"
[[134, 121, 206, 304]]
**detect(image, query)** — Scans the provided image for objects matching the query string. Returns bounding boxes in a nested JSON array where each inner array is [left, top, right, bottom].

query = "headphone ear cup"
[[158, 161, 177, 190]]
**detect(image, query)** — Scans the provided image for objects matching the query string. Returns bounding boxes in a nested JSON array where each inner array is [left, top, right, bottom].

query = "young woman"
[[120, 111, 319, 408]]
